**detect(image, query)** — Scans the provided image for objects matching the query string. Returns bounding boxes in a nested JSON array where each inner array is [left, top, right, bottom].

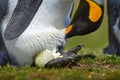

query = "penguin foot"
[[63, 44, 84, 57], [45, 55, 78, 68], [45, 44, 83, 68], [103, 46, 120, 56]]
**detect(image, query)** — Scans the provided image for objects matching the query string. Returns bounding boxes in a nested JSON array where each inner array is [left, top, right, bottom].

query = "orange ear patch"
[[86, 0, 102, 22], [65, 25, 73, 34]]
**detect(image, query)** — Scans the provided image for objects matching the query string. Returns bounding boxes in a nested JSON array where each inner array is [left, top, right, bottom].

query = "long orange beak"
[[65, 25, 73, 35]]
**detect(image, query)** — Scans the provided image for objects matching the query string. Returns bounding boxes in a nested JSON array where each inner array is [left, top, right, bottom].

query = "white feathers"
[[2, 0, 74, 66], [29, 0, 74, 29], [4, 27, 66, 66]]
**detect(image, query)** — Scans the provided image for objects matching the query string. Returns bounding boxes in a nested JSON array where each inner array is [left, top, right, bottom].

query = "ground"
[[0, 50, 120, 80]]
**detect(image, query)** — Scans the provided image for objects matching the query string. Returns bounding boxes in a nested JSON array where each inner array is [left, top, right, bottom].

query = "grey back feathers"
[[4, 0, 43, 40]]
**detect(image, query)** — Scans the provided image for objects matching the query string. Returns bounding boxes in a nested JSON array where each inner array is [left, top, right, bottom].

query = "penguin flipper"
[[4, 0, 43, 40]]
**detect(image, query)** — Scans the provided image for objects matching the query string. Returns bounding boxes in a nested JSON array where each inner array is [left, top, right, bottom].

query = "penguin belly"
[[3, 26, 66, 66]]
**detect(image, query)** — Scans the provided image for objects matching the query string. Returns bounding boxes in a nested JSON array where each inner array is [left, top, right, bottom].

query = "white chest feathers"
[[4, 28, 66, 66]]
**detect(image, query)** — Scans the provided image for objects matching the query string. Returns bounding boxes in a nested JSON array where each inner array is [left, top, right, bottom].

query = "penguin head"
[[65, 0, 104, 38]]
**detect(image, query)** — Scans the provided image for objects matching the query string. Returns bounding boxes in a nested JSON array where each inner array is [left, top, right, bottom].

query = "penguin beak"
[[65, 25, 73, 35], [65, 0, 104, 38], [65, 24, 82, 38], [65, 24, 83, 38]]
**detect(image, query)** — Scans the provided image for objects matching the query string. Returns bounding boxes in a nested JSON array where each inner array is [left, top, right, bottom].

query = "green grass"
[[1, 51, 120, 80]]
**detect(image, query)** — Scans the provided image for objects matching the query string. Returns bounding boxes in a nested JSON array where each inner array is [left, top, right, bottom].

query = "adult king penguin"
[[0, 0, 104, 67], [66, 0, 104, 38], [1, 0, 82, 67], [104, 0, 120, 56]]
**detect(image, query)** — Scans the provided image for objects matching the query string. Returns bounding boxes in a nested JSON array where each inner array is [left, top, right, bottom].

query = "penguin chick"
[[34, 49, 63, 68]]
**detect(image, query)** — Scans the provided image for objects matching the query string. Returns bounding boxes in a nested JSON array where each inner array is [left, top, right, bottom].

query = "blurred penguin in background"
[[104, 0, 120, 56]]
